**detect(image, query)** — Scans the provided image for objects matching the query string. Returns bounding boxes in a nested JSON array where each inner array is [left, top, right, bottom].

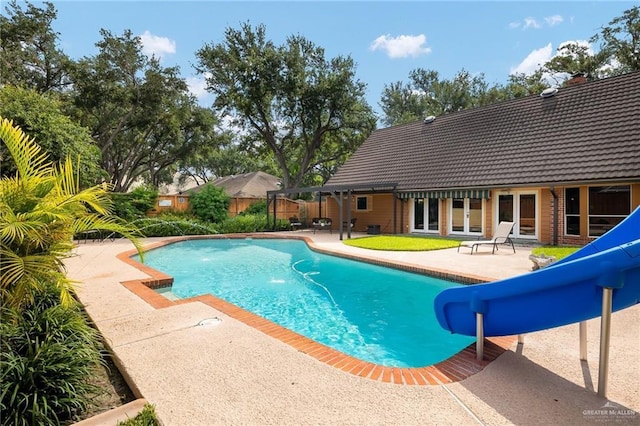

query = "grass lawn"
[[530, 246, 580, 260], [343, 235, 460, 251]]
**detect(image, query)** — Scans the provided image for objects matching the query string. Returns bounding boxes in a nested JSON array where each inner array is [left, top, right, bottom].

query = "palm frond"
[[0, 117, 50, 180]]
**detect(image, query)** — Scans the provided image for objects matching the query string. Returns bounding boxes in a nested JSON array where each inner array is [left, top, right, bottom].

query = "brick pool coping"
[[116, 234, 517, 386]]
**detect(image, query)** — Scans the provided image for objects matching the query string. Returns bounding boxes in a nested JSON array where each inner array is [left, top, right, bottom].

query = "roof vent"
[[423, 115, 436, 124], [540, 87, 558, 98]]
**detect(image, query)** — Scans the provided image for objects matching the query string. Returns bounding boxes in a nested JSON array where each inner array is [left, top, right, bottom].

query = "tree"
[[541, 41, 611, 82], [380, 69, 511, 127], [195, 22, 377, 190], [189, 184, 230, 223], [0, 85, 105, 186], [70, 29, 212, 191], [591, 5, 640, 75], [0, 117, 142, 309], [0, 1, 72, 93]]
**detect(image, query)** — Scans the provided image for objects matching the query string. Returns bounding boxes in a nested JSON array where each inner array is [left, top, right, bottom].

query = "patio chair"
[[289, 216, 302, 230], [457, 221, 516, 254], [342, 218, 357, 230], [312, 218, 332, 234]]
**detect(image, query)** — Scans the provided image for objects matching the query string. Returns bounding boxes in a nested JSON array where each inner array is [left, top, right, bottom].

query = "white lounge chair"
[[457, 221, 516, 254]]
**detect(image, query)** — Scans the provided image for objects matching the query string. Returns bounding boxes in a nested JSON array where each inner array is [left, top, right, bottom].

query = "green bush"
[[117, 403, 159, 426], [189, 185, 230, 223], [111, 186, 159, 221], [240, 200, 267, 215], [218, 214, 289, 233], [0, 284, 103, 425], [132, 217, 217, 237]]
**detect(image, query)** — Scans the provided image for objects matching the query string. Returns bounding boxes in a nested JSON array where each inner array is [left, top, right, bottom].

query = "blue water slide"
[[434, 207, 640, 337]]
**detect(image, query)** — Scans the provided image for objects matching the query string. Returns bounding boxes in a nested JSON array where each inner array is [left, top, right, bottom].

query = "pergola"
[[266, 182, 398, 240]]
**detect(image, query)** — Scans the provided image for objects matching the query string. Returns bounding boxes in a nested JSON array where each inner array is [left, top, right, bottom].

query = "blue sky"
[[42, 1, 638, 116]]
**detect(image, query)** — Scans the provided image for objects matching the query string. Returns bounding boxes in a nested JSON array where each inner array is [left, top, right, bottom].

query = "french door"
[[450, 198, 483, 235], [412, 198, 439, 233], [497, 192, 537, 238]]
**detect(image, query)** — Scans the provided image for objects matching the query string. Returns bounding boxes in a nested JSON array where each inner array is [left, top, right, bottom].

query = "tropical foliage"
[[0, 283, 103, 425], [0, 117, 142, 308]]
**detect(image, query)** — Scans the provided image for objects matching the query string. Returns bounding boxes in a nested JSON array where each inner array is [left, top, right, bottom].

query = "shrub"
[[131, 217, 217, 237], [189, 185, 231, 223], [218, 214, 289, 233], [0, 284, 103, 425], [240, 200, 267, 215], [111, 186, 159, 221], [117, 403, 159, 425], [0, 117, 142, 309]]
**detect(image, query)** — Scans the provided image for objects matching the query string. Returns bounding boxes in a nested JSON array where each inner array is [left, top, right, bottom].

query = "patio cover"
[[266, 182, 398, 239]]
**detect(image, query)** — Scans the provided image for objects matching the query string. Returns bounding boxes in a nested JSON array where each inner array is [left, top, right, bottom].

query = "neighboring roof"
[[187, 171, 282, 198], [158, 173, 199, 195], [327, 72, 640, 191]]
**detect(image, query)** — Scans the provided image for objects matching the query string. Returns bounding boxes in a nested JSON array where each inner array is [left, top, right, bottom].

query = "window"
[[414, 199, 424, 230], [413, 198, 439, 232], [588, 186, 630, 237], [355, 196, 370, 211], [565, 188, 580, 236], [427, 198, 439, 231]]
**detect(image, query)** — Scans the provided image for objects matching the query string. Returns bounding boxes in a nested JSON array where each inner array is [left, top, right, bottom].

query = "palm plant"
[[0, 117, 143, 308]]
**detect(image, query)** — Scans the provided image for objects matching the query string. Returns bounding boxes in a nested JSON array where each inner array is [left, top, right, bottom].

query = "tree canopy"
[[0, 86, 105, 186], [0, 1, 72, 93], [69, 29, 219, 191], [195, 22, 377, 189]]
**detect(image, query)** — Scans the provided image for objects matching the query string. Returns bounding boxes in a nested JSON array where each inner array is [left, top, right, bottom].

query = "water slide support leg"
[[476, 312, 484, 361], [579, 320, 587, 361], [597, 287, 613, 398]]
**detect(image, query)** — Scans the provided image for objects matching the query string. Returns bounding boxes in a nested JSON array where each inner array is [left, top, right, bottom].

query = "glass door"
[[497, 192, 537, 238], [412, 198, 439, 233], [450, 198, 483, 235]]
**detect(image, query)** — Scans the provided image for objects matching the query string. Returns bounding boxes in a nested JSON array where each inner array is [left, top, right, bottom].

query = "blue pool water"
[[137, 238, 475, 367]]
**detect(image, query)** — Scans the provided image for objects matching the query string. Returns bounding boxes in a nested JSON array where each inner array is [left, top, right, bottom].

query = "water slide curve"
[[434, 207, 640, 337]]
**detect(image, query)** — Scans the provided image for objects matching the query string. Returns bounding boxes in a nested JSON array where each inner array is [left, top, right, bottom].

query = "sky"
[[38, 1, 639, 117]]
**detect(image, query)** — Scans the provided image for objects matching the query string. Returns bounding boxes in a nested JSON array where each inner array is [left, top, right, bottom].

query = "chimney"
[[566, 72, 587, 86]]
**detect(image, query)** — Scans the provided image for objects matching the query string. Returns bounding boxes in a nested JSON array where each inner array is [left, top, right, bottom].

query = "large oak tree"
[[195, 22, 376, 189], [70, 29, 218, 191]]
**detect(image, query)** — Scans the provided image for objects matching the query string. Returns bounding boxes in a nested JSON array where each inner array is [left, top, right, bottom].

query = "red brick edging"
[[116, 234, 516, 385]]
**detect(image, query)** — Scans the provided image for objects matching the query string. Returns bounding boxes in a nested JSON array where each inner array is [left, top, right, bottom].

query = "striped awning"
[[397, 189, 490, 199]]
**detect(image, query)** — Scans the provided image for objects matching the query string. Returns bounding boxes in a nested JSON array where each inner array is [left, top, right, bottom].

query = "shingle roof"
[[187, 171, 281, 198], [327, 72, 640, 191]]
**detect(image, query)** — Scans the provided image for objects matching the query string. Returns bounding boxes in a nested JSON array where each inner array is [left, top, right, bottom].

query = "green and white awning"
[[397, 189, 491, 199]]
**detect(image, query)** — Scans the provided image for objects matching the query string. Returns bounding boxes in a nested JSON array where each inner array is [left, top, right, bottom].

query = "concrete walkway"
[[66, 232, 639, 425]]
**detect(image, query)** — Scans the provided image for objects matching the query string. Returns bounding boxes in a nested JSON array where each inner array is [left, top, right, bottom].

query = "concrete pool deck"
[[66, 232, 639, 425]]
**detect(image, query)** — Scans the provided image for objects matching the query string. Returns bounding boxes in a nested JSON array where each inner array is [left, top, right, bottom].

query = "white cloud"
[[139, 30, 176, 60], [510, 15, 564, 30], [510, 43, 553, 75], [523, 17, 541, 30], [545, 15, 563, 27], [186, 75, 209, 99], [369, 34, 431, 58]]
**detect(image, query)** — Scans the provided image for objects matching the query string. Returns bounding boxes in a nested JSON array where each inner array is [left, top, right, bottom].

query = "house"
[[152, 171, 305, 220], [316, 72, 640, 244]]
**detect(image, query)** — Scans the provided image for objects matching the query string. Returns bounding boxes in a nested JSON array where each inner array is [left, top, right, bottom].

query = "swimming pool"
[[138, 238, 475, 367]]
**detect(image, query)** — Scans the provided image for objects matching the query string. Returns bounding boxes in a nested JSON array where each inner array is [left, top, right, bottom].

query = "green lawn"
[[342, 235, 460, 251], [530, 246, 580, 260]]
